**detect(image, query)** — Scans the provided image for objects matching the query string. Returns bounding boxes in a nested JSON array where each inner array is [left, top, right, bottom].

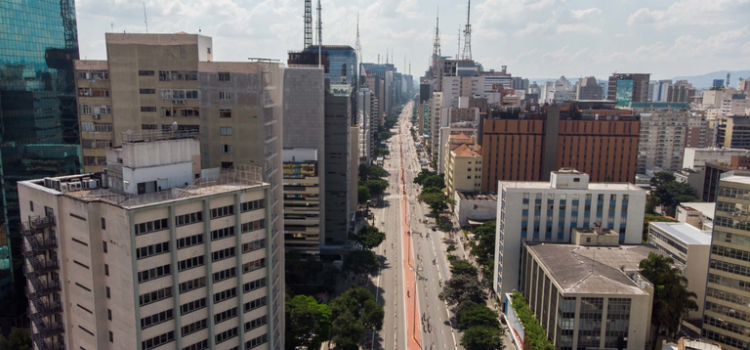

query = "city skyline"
[[75, 0, 750, 80]]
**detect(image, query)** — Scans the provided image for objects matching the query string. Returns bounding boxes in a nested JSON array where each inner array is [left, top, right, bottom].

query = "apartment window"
[[103, 241, 107, 253], [139, 70, 155, 76], [241, 199, 265, 212], [138, 264, 171, 283], [182, 319, 207, 337], [161, 108, 172, 117], [78, 88, 91, 97], [142, 124, 158, 130], [245, 334, 268, 349], [176, 211, 203, 226], [80, 105, 91, 114], [219, 91, 232, 100], [213, 267, 237, 283], [242, 258, 266, 274], [179, 277, 206, 294], [139, 89, 156, 95], [158, 71, 170, 81], [104, 264, 109, 276], [212, 247, 236, 262], [93, 89, 110, 97], [178, 256, 205, 271], [76, 70, 90, 79], [243, 278, 266, 293], [94, 105, 112, 114], [136, 242, 170, 259], [211, 226, 235, 241], [221, 144, 234, 153], [244, 296, 267, 312], [108, 309, 112, 320], [135, 218, 169, 235], [141, 309, 174, 329], [109, 331, 113, 343], [220, 127, 232, 136], [242, 239, 266, 253], [211, 205, 235, 219], [142, 331, 174, 350], [215, 308, 238, 324], [139, 286, 173, 306], [177, 108, 200, 117], [183, 340, 208, 350], [177, 234, 204, 249], [213, 287, 237, 304], [221, 162, 234, 169], [245, 315, 268, 332], [180, 298, 207, 315], [216, 327, 238, 344], [29, 201, 34, 212], [100, 217, 106, 229], [218, 72, 231, 81], [220, 109, 232, 118], [241, 219, 266, 232], [106, 286, 111, 298]]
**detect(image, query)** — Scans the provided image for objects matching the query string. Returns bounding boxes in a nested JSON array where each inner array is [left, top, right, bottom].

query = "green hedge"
[[510, 291, 555, 350]]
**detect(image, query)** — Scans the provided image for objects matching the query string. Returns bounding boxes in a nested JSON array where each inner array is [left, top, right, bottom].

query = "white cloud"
[[571, 8, 602, 20], [557, 23, 601, 34], [628, 0, 750, 28]]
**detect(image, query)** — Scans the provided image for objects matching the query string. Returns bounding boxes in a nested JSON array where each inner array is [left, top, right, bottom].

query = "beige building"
[[19, 134, 282, 350], [444, 142, 482, 198], [282, 149, 320, 256]]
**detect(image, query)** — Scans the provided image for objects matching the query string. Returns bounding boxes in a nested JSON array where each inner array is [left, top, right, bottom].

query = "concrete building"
[[666, 85, 696, 103], [575, 76, 603, 100], [323, 83, 353, 248], [631, 103, 699, 173], [357, 88, 373, 163], [721, 94, 750, 117], [608, 73, 651, 107], [686, 111, 709, 148], [648, 80, 673, 102], [437, 105, 480, 175], [282, 149, 321, 256], [716, 116, 750, 149], [452, 192, 497, 227], [444, 143, 482, 197], [702, 171, 750, 350], [19, 134, 282, 350], [682, 147, 750, 171], [481, 104, 640, 192], [647, 222, 711, 320], [494, 169, 647, 304], [676, 202, 715, 231], [515, 240, 657, 350], [702, 155, 750, 202], [674, 168, 704, 199]]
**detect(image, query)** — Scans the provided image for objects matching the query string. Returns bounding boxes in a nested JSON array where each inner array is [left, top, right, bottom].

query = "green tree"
[[654, 182, 698, 217], [367, 165, 389, 178], [450, 259, 479, 277], [643, 214, 678, 243], [358, 186, 371, 204], [0, 328, 31, 350], [470, 221, 497, 279], [645, 195, 661, 215], [422, 175, 446, 189], [342, 250, 380, 274], [439, 274, 485, 306], [414, 169, 437, 185], [353, 225, 386, 250], [650, 171, 676, 187], [376, 148, 390, 157], [285, 295, 332, 350], [639, 253, 698, 349], [419, 191, 454, 215], [421, 186, 442, 194], [329, 288, 384, 349], [460, 326, 504, 350], [456, 301, 500, 331], [510, 291, 554, 350], [365, 178, 389, 196]]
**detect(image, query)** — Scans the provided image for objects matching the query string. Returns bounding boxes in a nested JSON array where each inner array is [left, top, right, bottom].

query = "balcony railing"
[[23, 259, 59, 277], [28, 278, 61, 296], [29, 312, 64, 338], [32, 334, 65, 350], [21, 216, 56, 233], [23, 234, 57, 256], [32, 301, 63, 318]]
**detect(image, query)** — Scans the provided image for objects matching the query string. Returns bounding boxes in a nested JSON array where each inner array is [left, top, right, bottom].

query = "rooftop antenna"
[[461, 0, 472, 60], [143, 3, 148, 34], [356, 12, 361, 84], [727, 72, 731, 88], [316, 0, 322, 68], [432, 7, 441, 57], [304, 0, 313, 49], [111, 22, 114, 32], [386, 47, 389, 65], [457, 25, 461, 60]]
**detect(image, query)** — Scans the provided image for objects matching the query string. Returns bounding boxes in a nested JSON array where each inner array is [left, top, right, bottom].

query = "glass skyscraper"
[[0, 0, 81, 312]]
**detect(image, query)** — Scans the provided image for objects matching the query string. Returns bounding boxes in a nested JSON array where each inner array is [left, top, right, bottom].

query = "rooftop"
[[457, 192, 497, 201], [452, 144, 481, 158], [679, 202, 716, 219], [501, 181, 643, 191], [650, 222, 712, 245], [527, 243, 673, 295]]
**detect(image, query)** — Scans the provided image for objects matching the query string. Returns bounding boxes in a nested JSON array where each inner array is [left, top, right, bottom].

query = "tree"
[[365, 178, 389, 196], [414, 169, 437, 185], [0, 328, 31, 350], [329, 310, 363, 350], [645, 195, 661, 215], [422, 175, 446, 189], [376, 148, 390, 157], [470, 221, 497, 279], [457, 301, 500, 331], [650, 171, 676, 187], [439, 274, 485, 306], [421, 186, 443, 194], [354, 225, 386, 250], [368, 165, 389, 178], [342, 250, 380, 274], [285, 295, 332, 350], [639, 253, 698, 349], [450, 259, 479, 277], [358, 186, 371, 204], [654, 182, 698, 216], [460, 326, 504, 350], [329, 288, 384, 349], [643, 214, 678, 243], [419, 191, 454, 215]]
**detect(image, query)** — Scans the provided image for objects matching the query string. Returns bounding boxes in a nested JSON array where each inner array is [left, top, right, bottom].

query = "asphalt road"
[[369, 101, 468, 350]]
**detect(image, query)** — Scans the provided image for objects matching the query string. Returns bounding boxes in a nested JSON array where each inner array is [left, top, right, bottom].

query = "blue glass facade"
[[308, 46, 357, 85], [0, 0, 81, 304]]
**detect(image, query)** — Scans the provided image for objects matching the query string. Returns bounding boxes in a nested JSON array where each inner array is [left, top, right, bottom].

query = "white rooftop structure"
[[650, 222, 712, 246]]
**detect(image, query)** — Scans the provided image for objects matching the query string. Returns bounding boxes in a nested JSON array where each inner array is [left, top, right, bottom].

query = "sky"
[[75, 0, 750, 81]]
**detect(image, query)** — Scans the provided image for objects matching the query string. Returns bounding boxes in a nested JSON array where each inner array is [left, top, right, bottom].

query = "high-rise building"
[[702, 171, 750, 350], [702, 156, 750, 202], [481, 104, 640, 192], [607, 73, 650, 107], [666, 85, 696, 103], [631, 103, 701, 173], [283, 149, 321, 255], [19, 134, 281, 350], [357, 88, 373, 163], [288, 46, 357, 86], [0, 0, 82, 310], [716, 115, 750, 149], [444, 140, 482, 197], [494, 169, 646, 305], [323, 82, 353, 249], [575, 76, 603, 100]]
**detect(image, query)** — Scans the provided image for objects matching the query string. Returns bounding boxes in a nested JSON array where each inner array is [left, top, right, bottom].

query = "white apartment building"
[[648, 222, 711, 320], [636, 110, 691, 173], [357, 88, 373, 163], [721, 96, 750, 116], [683, 147, 750, 170], [19, 134, 282, 350], [494, 170, 646, 303]]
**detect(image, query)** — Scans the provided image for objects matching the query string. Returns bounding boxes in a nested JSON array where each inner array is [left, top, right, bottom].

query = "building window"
[[219, 91, 232, 100], [138, 70, 155, 76], [218, 72, 231, 81], [101, 218, 106, 229], [179, 277, 206, 294], [142, 124, 158, 130], [108, 309, 112, 320], [139, 88, 156, 94], [221, 162, 234, 169], [103, 241, 108, 253], [29, 201, 34, 212], [178, 256, 205, 271], [220, 127, 232, 136], [222, 144, 234, 153], [105, 264, 109, 276], [109, 331, 113, 343], [220, 109, 232, 118], [106, 286, 111, 298]]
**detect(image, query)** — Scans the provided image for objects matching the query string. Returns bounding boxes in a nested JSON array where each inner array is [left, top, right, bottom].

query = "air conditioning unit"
[[60, 183, 69, 192], [83, 179, 99, 189], [69, 182, 82, 191]]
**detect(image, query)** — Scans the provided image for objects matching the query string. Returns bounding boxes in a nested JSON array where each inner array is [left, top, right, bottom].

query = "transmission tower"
[[432, 8, 441, 57], [316, 0, 322, 66], [304, 0, 312, 49], [461, 0, 472, 61]]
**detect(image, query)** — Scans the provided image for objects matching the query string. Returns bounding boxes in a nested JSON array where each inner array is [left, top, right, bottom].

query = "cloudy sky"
[[76, 0, 750, 80]]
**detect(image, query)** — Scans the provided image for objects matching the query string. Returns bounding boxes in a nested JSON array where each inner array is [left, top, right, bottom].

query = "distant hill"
[[671, 70, 750, 89]]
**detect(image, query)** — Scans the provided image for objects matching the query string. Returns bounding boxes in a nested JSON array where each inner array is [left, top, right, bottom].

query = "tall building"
[[607, 73, 650, 107], [0, 0, 82, 309], [323, 82, 353, 249], [716, 115, 750, 149], [702, 156, 750, 202], [283, 149, 321, 256], [494, 169, 646, 305], [288, 46, 357, 86], [444, 136, 482, 197], [575, 76, 603, 100], [648, 80, 672, 102], [19, 134, 282, 350], [666, 85, 696, 103], [631, 103, 699, 173], [683, 147, 750, 170], [481, 104, 640, 192], [702, 171, 750, 350], [357, 88, 373, 163]]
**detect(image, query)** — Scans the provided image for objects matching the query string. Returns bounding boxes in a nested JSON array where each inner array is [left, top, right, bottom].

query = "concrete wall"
[[453, 194, 497, 226]]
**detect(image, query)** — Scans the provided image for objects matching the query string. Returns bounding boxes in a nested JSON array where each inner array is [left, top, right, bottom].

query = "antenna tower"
[[457, 25, 461, 60], [316, 0, 322, 67], [304, 0, 312, 49], [432, 8, 441, 57], [461, 0, 472, 60], [727, 72, 731, 88], [143, 2, 149, 34], [356, 13, 361, 85]]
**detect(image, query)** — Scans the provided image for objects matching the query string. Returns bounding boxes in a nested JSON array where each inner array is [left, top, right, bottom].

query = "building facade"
[[632, 103, 696, 173], [323, 83, 353, 248], [607, 73, 650, 107], [282, 149, 321, 256], [575, 76, 603, 100], [703, 171, 750, 350], [716, 116, 750, 149], [19, 135, 282, 350], [683, 147, 750, 171], [494, 170, 646, 304], [444, 143, 482, 197]]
